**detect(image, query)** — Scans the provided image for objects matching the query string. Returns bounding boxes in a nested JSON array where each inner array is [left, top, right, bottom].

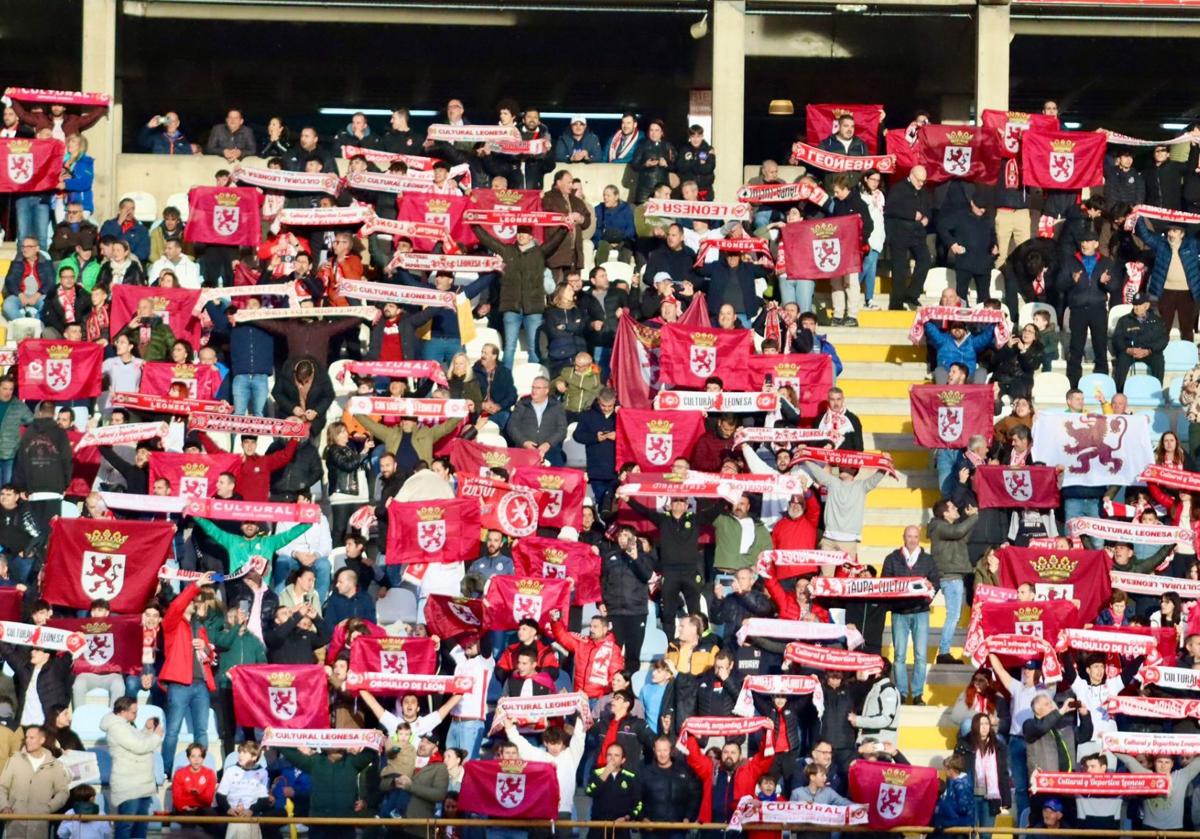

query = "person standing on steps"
[[882, 525, 939, 705], [928, 498, 979, 665]]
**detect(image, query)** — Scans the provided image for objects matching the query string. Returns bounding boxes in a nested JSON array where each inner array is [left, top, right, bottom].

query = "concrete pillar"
[[712, 1, 746, 202], [975, 3, 1011, 115], [81, 0, 119, 217]]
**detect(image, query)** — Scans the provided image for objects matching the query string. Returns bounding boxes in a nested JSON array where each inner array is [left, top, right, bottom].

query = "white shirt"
[[1008, 682, 1042, 737], [1071, 674, 1123, 737], [510, 722, 586, 815], [20, 667, 43, 727], [449, 646, 494, 721], [275, 515, 333, 560], [149, 254, 202, 289], [102, 356, 144, 394]]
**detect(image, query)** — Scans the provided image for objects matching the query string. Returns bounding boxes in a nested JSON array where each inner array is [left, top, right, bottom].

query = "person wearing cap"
[[1058, 229, 1115, 388], [1111, 291, 1167, 390], [675, 124, 716, 200], [1145, 143, 1184, 210], [1103, 148, 1145, 212], [1135, 213, 1200, 342], [555, 114, 602, 163], [1039, 798, 1066, 829]]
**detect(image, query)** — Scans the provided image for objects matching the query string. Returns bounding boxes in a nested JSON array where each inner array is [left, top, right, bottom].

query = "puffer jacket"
[[0, 750, 70, 839], [550, 619, 625, 698], [1136, 216, 1200, 300], [100, 713, 162, 806], [631, 139, 677, 203], [855, 675, 901, 744], [324, 444, 367, 497], [1057, 251, 1117, 310], [542, 304, 588, 367], [473, 224, 567, 315], [0, 399, 33, 461], [600, 545, 654, 616], [928, 514, 979, 579], [12, 418, 72, 495]]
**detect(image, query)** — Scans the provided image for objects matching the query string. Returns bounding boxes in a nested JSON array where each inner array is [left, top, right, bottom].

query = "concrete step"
[[838, 378, 923, 399], [859, 413, 914, 435], [839, 343, 926, 363], [866, 486, 937, 509], [864, 507, 934, 526]]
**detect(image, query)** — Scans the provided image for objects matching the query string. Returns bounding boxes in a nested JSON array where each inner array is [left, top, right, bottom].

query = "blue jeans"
[[934, 448, 959, 495], [502, 312, 543, 367], [891, 610, 929, 699], [232, 373, 270, 417], [1063, 496, 1101, 547], [2, 295, 43, 321], [116, 796, 151, 839], [861, 249, 881, 304], [163, 681, 210, 765], [974, 796, 996, 839], [938, 577, 964, 656], [779, 279, 815, 313], [447, 718, 486, 759], [422, 337, 463, 367], [15, 195, 50, 253], [1008, 735, 1029, 827], [271, 554, 331, 601]]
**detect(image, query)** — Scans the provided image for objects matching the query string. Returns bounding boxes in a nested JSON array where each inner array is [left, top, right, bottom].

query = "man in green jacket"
[[207, 599, 266, 754], [927, 498, 979, 665], [192, 517, 311, 577], [713, 496, 774, 573], [116, 296, 175, 361], [0, 378, 33, 485], [276, 742, 376, 821], [352, 413, 459, 470]]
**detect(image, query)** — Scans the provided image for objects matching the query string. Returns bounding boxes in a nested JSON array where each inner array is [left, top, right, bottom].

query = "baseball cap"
[[1022, 660, 1041, 670], [653, 271, 674, 285], [1043, 799, 1064, 814], [570, 114, 587, 125], [1132, 292, 1151, 306], [1080, 229, 1100, 243]]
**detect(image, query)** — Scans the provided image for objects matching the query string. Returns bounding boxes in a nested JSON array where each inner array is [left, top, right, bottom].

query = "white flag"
[[1030, 412, 1152, 488]]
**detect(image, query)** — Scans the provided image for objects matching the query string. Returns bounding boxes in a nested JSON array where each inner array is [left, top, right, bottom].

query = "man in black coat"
[[1144, 144, 1184, 210], [642, 225, 697, 288], [1103, 150, 1146, 211], [641, 735, 701, 835], [0, 645, 73, 725], [884, 165, 933, 310], [1058, 230, 1115, 388], [1112, 292, 1168, 391], [823, 174, 875, 326], [881, 525, 940, 706], [937, 198, 998, 304], [626, 496, 720, 631], [12, 402, 72, 531], [694, 249, 770, 323], [601, 526, 655, 664], [999, 237, 1059, 322], [271, 355, 335, 441]]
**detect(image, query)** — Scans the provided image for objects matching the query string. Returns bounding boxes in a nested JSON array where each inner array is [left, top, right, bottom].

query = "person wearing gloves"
[[99, 696, 163, 839]]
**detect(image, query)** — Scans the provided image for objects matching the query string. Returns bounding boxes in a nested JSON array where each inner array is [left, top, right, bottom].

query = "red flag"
[[997, 546, 1113, 623], [483, 575, 571, 631], [229, 664, 329, 729], [423, 595, 484, 643], [110, 286, 203, 350], [848, 761, 938, 830], [49, 616, 143, 676], [1022, 130, 1107, 190], [0, 589, 21, 623], [1093, 624, 1177, 668], [746, 354, 834, 421], [458, 476, 544, 538], [42, 519, 174, 612], [458, 759, 559, 819], [0, 138, 63, 193], [184, 187, 263, 247], [909, 384, 995, 449], [460, 188, 542, 246], [397, 192, 469, 251], [884, 129, 917, 180], [804, 104, 883, 153], [658, 324, 753, 390], [386, 497, 481, 564], [916, 125, 1001, 185], [448, 438, 543, 479], [17, 339, 103, 400], [980, 110, 1060, 158], [615, 408, 706, 471], [510, 466, 585, 530], [781, 215, 864, 280], [609, 296, 713, 410], [139, 362, 222, 401], [978, 599, 1080, 662], [148, 452, 242, 499], [512, 536, 602, 605], [348, 635, 437, 678], [973, 465, 1061, 510]]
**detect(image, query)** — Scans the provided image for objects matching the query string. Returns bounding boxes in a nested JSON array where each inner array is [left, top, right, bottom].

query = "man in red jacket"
[[548, 610, 624, 699], [159, 573, 217, 766], [197, 433, 298, 502], [495, 619, 560, 683], [769, 492, 823, 576], [684, 733, 775, 824]]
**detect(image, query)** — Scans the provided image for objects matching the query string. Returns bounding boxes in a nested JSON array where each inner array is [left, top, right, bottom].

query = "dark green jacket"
[[118, 317, 175, 362], [207, 618, 267, 688], [279, 747, 376, 817], [0, 398, 33, 460], [473, 224, 566, 315]]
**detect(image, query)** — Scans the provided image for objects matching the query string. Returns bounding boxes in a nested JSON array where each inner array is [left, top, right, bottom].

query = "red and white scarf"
[[362, 216, 450, 241], [234, 305, 375, 323], [0, 622, 85, 656], [693, 237, 771, 267], [736, 181, 829, 206], [344, 672, 475, 696], [963, 586, 1020, 661], [110, 392, 233, 417], [1066, 516, 1192, 546], [735, 427, 834, 445], [426, 124, 520, 143], [608, 129, 640, 162], [1137, 665, 1200, 690], [654, 391, 779, 413], [1105, 130, 1197, 148], [1027, 536, 1082, 550], [347, 396, 470, 419], [487, 137, 551, 156], [730, 797, 867, 831], [337, 279, 455, 309], [188, 412, 309, 439], [159, 554, 267, 584], [791, 445, 897, 478], [1054, 628, 1161, 663], [344, 170, 437, 195], [74, 421, 168, 451], [184, 498, 322, 524], [388, 252, 504, 275], [1141, 464, 1200, 494], [199, 283, 297, 302], [262, 728, 386, 752], [98, 492, 186, 515], [736, 619, 844, 647], [815, 410, 850, 447], [808, 577, 933, 600], [787, 141, 896, 173], [675, 715, 773, 752], [1126, 203, 1200, 230], [335, 360, 449, 387], [341, 146, 435, 170], [1101, 731, 1200, 755], [642, 199, 750, 222], [758, 550, 855, 574], [5, 87, 110, 107], [462, 208, 571, 228], [1104, 695, 1200, 720], [1030, 770, 1170, 797], [973, 633, 1063, 681], [232, 166, 341, 196], [783, 642, 884, 673], [1111, 571, 1200, 600], [271, 206, 370, 231], [1123, 261, 1145, 304], [908, 306, 1009, 347], [489, 691, 592, 733], [732, 674, 824, 717]]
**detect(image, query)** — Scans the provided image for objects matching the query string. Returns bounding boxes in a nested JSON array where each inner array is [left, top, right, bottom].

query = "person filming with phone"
[[1022, 691, 1091, 825], [100, 696, 164, 839]]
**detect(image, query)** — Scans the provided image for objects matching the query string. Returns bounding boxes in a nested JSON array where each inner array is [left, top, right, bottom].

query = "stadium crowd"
[[0, 88, 1197, 839]]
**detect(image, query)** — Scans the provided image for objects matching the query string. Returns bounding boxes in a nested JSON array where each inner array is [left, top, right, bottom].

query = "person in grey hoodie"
[[803, 463, 886, 560], [927, 498, 979, 665], [100, 696, 163, 839], [1116, 750, 1200, 830], [789, 761, 857, 839]]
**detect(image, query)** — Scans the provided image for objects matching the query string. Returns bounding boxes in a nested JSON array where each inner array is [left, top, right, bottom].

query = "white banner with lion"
[[1031, 412, 1152, 488]]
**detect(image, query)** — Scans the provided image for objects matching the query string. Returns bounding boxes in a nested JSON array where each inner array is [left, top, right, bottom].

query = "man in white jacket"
[[99, 696, 163, 839], [502, 715, 588, 821]]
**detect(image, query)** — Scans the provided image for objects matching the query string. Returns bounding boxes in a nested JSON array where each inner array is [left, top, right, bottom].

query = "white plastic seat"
[[1031, 371, 1071, 408], [377, 587, 419, 625], [119, 191, 158, 224], [1107, 304, 1133, 332], [163, 192, 190, 221], [1018, 301, 1056, 329], [464, 327, 503, 364], [922, 266, 953, 299], [8, 318, 42, 342], [1165, 340, 1199, 372], [599, 260, 634, 286], [512, 362, 551, 398], [74, 705, 108, 744]]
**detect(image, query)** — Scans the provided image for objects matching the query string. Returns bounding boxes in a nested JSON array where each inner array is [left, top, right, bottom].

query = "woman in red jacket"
[[159, 573, 217, 768]]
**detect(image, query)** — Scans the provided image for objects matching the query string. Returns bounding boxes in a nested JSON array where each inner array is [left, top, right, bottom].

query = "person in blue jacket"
[[1136, 214, 1200, 342], [925, 319, 995, 383], [99, 197, 151, 262], [137, 112, 192, 155], [572, 388, 617, 509], [933, 753, 975, 834], [206, 297, 277, 416], [472, 342, 518, 430], [591, 186, 636, 265], [554, 116, 603, 164], [60, 134, 94, 216]]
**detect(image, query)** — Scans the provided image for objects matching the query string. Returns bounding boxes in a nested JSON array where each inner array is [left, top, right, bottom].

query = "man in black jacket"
[[881, 525, 940, 706], [601, 526, 655, 664], [884, 165, 932, 310], [0, 645, 73, 726], [642, 225, 697, 288], [1103, 150, 1145, 212], [381, 108, 423, 155], [675, 126, 716, 199], [641, 736, 700, 837], [0, 485, 45, 585], [1144, 145, 1184, 210], [585, 742, 644, 833], [626, 496, 719, 632], [282, 126, 337, 173], [1058, 230, 1115, 388], [12, 402, 72, 532], [999, 237, 1059, 322], [695, 248, 770, 323], [824, 174, 874, 326], [1112, 292, 1168, 391], [937, 198, 998, 304]]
